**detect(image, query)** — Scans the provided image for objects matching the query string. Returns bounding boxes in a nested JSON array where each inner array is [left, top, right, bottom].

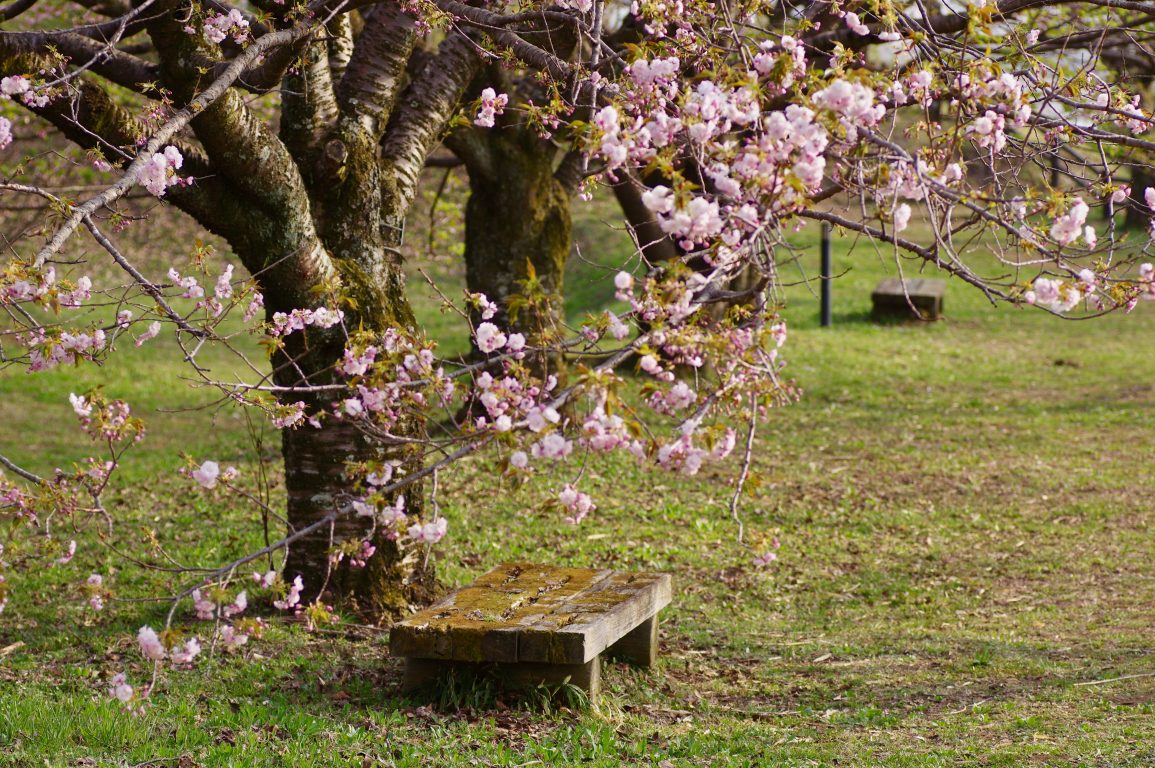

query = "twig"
[[728, 394, 758, 545], [1073, 672, 1155, 686], [0, 452, 44, 484]]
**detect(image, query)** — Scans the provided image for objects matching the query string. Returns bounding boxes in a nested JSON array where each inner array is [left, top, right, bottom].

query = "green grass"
[[1, 195, 1154, 766]]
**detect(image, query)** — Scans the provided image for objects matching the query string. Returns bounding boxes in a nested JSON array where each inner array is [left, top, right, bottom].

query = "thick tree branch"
[[335, 3, 417, 141], [435, 0, 573, 81], [380, 30, 481, 213], [29, 24, 313, 268], [1, 0, 37, 21], [0, 30, 159, 93], [326, 12, 354, 85], [280, 36, 340, 171]]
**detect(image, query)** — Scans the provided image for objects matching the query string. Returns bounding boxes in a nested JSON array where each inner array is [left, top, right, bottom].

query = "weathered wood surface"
[[871, 277, 945, 320], [391, 562, 672, 665], [606, 614, 659, 668]]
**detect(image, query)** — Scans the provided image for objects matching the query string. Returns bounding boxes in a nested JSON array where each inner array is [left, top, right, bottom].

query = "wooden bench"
[[390, 562, 672, 702], [871, 277, 946, 320]]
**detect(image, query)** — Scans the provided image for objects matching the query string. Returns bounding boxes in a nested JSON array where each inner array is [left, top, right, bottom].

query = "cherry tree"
[[3, 0, 1155, 706]]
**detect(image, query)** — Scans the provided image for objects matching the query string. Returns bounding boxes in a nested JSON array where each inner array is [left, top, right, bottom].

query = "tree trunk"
[[272, 237, 436, 618], [280, 412, 433, 617], [452, 127, 571, 381]]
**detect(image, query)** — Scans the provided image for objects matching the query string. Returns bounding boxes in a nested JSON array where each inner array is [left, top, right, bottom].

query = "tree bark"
[[268, 232, 435, 616], [280, 403, 433, 616], [451, 126, 571, 381]]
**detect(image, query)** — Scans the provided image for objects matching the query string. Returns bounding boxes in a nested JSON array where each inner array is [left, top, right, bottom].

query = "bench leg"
[[402, 656, 601, 702], [402, 657, 451, 692], [606, 613, 658, 668], [503, 656, 601, 702]]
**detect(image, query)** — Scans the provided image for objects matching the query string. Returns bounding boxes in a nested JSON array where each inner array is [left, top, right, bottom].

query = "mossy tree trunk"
[[448, 119, 575, 384]]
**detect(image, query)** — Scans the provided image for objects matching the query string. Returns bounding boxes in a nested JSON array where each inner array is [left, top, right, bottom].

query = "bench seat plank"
[[517, 570, 672, 663], [391, 563, 671, 665]]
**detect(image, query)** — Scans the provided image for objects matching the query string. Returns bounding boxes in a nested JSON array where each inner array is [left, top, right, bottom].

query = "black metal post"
[[820, 223, 832, 327]]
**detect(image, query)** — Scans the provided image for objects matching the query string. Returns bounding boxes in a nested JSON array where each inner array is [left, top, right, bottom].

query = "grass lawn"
[[0, 196, 1153, 766]]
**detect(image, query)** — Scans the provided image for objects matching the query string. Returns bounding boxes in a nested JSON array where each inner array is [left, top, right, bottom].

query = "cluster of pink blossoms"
[[1049, 198, 1092, 248], [199, 9, 249, 45], [69, 393, 139, 443], [1, 75, 49, 108], [138, 626, 201, 665], [474, 322, 526, 355], [353, 494, 408, 538], [595, 49, 832, 256], [139, 147, 185, 197], [332, 329, 454, 431], [25, 327, 106, 371], [268, 306, 344, 336], [812, 79, 884, 140], [3, 266, 90, 307], [473, 88, 508, 128]]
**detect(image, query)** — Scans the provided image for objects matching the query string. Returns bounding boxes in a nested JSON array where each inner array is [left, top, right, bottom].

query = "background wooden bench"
[[872, 277, 946, 321]]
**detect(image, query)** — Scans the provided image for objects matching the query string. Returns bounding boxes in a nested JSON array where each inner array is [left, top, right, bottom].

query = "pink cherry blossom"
[[558, 484, 595, 524], [752, 551, 778, 567], [53, 539, 76, 566], [243, 292, 264, 322], [893, 203, 912, 233], [69, 393, 92, 418], [1049, 198, 1089, 246], [222, 591, 247, 618], [191, 588, 216, 619], [606, 311, 629, 340], [1031, 277, 1080, 313], [137, 626, 166, 661], [1, 75, 30, 98], [253, 570, 277, 588], [474, 88, 509, 128], [170, 637, 201, 664], [139, 147, 183, 197], [274, 575, 304, 610], [408, 517, 448, 544], [134, 321, 161, 347], [203, 9, 249, 45], [108, 672, 134, 703], [844, 12, 869, 35], [191, 460, 221, 489], [475, 322, 507, 353], [531, 433, 573, 460], [217, 624, 249, 649]]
